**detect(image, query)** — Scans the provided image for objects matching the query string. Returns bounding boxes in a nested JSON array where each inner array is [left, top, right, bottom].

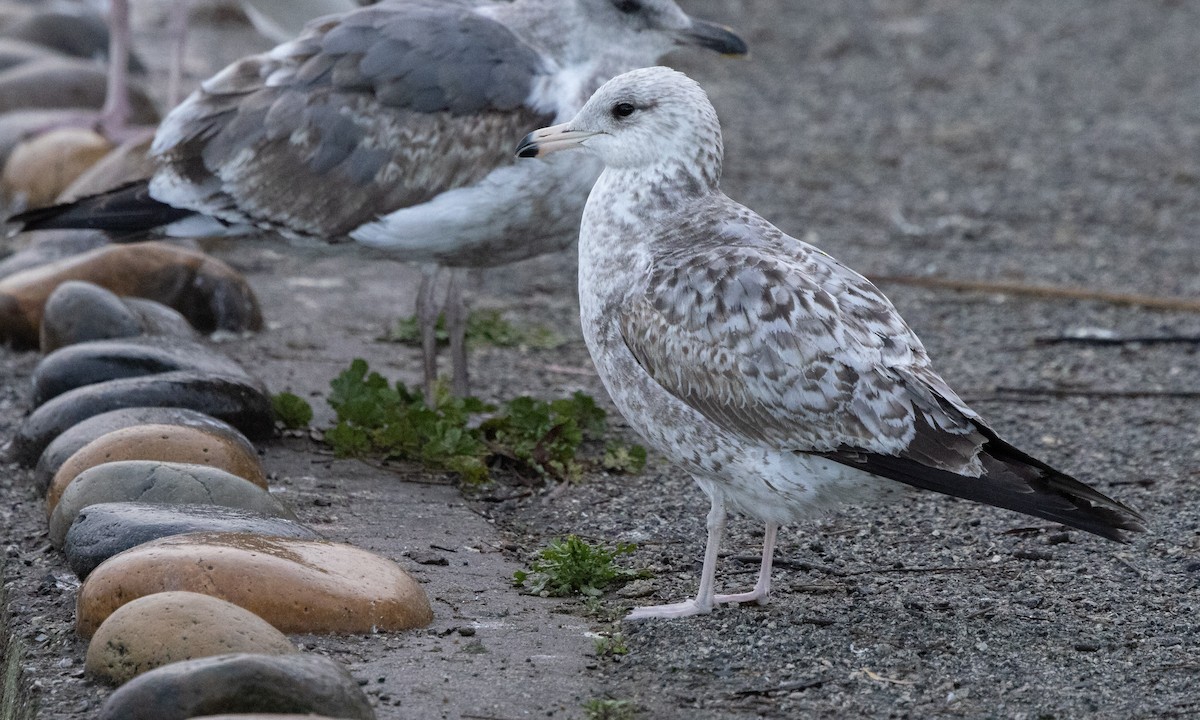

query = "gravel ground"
[[3, 0, 1200, 718]]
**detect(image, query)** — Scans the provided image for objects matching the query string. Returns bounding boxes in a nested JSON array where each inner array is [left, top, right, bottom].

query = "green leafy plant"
[[513, 535, 648, 597], [593, 632, 629, 658], [382, 309, 565, 349], [271, 392, 313, 429], [602, 443, 648, 474], [582, 698, 637, 720], [322, 359, 637, 484]]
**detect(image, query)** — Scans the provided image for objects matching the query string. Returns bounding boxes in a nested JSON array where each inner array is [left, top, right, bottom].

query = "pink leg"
[[99, 0, 131, 139], [627, 492, 727, 620], [416, 264, 441, 406], [167, 0, 194, 107], [444, 268, 470, 398], [714, 522, 778, 606]]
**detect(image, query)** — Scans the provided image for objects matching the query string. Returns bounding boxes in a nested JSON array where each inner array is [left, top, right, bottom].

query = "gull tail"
[[821, 428, 1147, 542], [8, 181, 195, 237]]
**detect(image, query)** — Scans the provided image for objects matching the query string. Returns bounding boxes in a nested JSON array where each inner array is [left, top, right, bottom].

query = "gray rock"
[[32, 336, 250, 405], [0, 11, 144, 71], [96, 653, 375, 720], [0, 37, 60, 73], [65, 502, 321, 579], [10, 371, 274, 465], [37, 281, 143, 354], [0, 57, 157, 119], [32, 407, 247, 491], [49, 461, 296, 547], [122, 297, 199, 340]]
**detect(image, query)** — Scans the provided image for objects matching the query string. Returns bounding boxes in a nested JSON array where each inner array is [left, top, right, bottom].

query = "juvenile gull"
[[12, 0, 747, 402], [516, 67, 1146, 620]]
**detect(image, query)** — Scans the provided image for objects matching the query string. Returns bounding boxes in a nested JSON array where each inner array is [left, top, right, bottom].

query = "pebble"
[[46, 423, 268, 516], [0, 10, 133, 67], [0, 57, 156, 118], [1, 127, 112, 207], [76, 533, 434, 637], [0, 241, 262, 349], [38, 281, 199, 354], [95, 653, 376, 720], [0, 231, 110, 282], [65, 502, 320, 579], [49, 461, 295, 548], [32, 336, 250, 405], [0, 109, 107, 168], [11, 370, 275, 465], [31, 406, 248, 486], [86, 591, 298, 684]]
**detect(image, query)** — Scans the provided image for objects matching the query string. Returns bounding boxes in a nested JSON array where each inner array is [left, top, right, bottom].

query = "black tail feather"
[[820, 432, 1147, 542], [8, 180, 195, 237]]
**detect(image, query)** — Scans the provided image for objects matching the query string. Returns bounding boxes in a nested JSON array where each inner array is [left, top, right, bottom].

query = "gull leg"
[[166, 0, 194, 108], [714, 522, 778, 606], [444, 267, 470, 397], [627, 490, 727, 620], [99, 0, 131, 139], [416, 264, 441, 405]]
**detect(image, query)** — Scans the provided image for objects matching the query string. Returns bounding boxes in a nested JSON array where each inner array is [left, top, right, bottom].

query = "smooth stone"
[[1, 127, 112, 206], [31, 407, 245, 486], [0, 241, 263, 348], [0, 11, 142, 70], [0, 231, 110, 281], [32, 336, 250, 405], [65, 502, 321, 579], [95, 653, 375, 720], [0, 37, 60, 72], [121, 297, 198, 339], [37, 280, 201, 352], [47, 424, 268, 517], [11, 370, 275, 464], [86, 591, 298, 685], [0, 107, 99, 167], [77, 533, 434, 638], [37, 280, 142, 353], [0, 57, 156, 117], [57, 131, 156, 202], [49, 462, 295, 548], [186, 716, 348, 720]]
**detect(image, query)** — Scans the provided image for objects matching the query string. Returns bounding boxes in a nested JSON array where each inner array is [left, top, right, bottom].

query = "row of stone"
[[4, 276, 428, 717]]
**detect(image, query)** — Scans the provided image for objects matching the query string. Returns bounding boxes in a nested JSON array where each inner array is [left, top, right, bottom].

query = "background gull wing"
[[150, 1, 556, 239], [617, 204, 1144, 538]]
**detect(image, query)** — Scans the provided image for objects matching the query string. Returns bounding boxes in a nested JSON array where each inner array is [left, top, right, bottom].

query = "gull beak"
[[515, 123, 600, 159], [678, 19, 748, 57]]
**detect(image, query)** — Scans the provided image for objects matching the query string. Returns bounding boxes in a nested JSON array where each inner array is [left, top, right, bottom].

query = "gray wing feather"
[[618, 207, 988, 474], [152, 1, 553, 238]]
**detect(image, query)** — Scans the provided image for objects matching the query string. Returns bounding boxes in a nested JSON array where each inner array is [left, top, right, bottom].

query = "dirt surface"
[[3, 0, 1200, 718]]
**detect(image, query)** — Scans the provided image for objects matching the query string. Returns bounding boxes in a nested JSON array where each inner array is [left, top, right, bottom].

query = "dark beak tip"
[[515, 144, 539, 159]]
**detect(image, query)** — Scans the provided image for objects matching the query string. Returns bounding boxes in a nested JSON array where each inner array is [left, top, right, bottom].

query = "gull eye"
[[612, 0, 641, 13], [612, 102, 636, 118]]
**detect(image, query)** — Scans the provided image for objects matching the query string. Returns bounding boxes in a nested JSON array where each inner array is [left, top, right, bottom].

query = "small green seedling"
[[582, 698, 637, 720], [593, 632, 629, 658], [513, 535, 648, 597], [271, 392, 313, 429], [601, 443, 648, 474]]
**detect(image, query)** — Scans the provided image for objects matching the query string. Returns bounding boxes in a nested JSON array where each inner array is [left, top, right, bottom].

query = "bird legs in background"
[[97, 0, 132, 140], [415, 265, 471, 405], [627, 491, 779, 620], [166, 0, 195, 108]]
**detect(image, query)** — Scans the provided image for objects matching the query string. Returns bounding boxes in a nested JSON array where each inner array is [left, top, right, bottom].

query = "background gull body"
[[516, 66, 1145, 619], [11, 0, 747, 401]]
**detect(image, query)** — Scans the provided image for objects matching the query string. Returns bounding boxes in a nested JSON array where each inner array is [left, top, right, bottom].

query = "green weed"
[[582, 698, 637, 720], [271, 392, 313, 430], [513, 535, 648, 598], [322, 359, 641, 484], [382, 308, 565, 349], [593, 632, 629, 658]]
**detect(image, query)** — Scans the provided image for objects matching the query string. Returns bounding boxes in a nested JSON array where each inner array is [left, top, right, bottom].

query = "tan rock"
[[57, 130, 156, 202], [0, 241, 263, 348], [1, 127, 113, 207], [86, 591, 298, 685], [77, 533, 434, 638], [47, 424, 267, 517]]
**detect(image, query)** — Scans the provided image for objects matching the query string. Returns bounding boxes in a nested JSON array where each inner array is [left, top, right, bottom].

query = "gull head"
[[538, 0, 748, 66], [516, 66, 722, 182]]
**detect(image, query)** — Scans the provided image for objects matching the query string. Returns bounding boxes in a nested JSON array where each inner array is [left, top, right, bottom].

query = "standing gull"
[[516, 67, 1145, 620], [12, 0, 747, 402]]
